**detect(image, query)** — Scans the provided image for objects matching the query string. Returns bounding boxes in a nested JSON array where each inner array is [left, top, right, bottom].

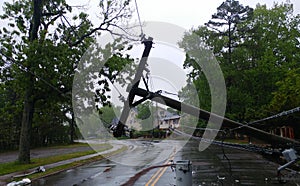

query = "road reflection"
[[32, 139, 300, 186]]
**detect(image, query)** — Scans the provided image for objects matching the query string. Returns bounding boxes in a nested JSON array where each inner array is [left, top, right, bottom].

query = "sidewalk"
[[0, 142, 126, 185]]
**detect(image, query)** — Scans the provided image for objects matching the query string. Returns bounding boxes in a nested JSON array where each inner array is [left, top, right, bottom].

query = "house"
[[126, 107, 142, 131], [269, 126, 295, 139], [155, 108, 181, 130], [125, 106, 181, 130], [109, 106, 181, 137]]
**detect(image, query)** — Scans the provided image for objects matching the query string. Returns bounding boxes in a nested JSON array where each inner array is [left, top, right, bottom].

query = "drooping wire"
[[61, 14, 81, 39], [179, 123, 232, 174], [249, 107, 300, 125], [106, 77, 126, 103], [180, 125, 224, 132], [230, 107, 300, 132], [134, 0, 144, 37], [163, 90, 179, 97], [220, 130, 232, 177], [171, 127, 278, 153]]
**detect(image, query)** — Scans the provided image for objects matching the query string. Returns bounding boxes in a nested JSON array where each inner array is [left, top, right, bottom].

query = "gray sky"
[[1, 0, 299, 29], [137, 0, 300, 29], [78, 0, 300, 29], [133, 0, 300, 29]]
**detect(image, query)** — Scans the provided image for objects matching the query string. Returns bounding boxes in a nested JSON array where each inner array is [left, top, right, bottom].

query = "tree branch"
[[42, 10, 65, 17], [68, 0, 134, 47]]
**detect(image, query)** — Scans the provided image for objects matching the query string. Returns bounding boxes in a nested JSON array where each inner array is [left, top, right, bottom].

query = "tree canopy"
[[180, 1, 300, 128], [0, 0, 134, 163]]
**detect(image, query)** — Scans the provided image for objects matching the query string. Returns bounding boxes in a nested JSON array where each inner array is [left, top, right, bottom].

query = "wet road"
[[32, 139, 300, 186], [151, 140, 300, 185], [32, 139, 184, 186]]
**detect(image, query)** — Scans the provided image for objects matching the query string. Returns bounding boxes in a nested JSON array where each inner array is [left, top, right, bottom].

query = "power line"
[[134, 0, 144, 37], [162, 90, 180, 98], [180, 125, 224, 132], [249, 107, 300, 125], [230, 107, 300, 131], [106, 77, 125, 102], [171, 128, 278, 154]]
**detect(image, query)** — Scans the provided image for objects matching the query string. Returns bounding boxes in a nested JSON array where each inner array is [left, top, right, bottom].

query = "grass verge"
[[0, 143, 112, 176], [25, 145, 128, 182]]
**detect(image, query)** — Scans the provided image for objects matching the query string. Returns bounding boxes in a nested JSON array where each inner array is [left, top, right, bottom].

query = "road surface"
[[32, 139, 300, 185]]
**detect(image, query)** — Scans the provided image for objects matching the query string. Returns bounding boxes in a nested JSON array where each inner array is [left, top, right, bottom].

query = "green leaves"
[[0, 0, 134, 152], [136, 101, 151, 120], [270, 69, 300, 111], [180, 1, 300, 125]]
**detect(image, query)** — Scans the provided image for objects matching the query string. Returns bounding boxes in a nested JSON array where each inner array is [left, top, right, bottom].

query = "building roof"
[[160, 113, 181, 121]]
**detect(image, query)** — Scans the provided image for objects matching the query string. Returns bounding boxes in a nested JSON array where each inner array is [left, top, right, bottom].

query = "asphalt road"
[[32, 139, 183, 186], [32, 139, 300, 186]]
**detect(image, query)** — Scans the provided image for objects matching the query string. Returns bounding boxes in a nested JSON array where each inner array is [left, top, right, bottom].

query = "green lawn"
[[0, 143, 112, 176], [28, 145, 128, 181]]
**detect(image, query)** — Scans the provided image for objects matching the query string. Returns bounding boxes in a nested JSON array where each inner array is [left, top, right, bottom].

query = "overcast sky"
[[1, 0, 299, 29], [134, 0, 300, 29]]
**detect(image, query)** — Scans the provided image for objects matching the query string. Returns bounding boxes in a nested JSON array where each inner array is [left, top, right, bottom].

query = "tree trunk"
[[70, 112, 75, 144], [18, 74, 34, 164], [18, 0, 43, 164], [228, 20, 232, 65]]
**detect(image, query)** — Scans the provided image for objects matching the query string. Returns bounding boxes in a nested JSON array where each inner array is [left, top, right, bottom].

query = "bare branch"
[[41, 13, 63, 32], [68, 0, 135, 47], [42, 10, 65, 17]]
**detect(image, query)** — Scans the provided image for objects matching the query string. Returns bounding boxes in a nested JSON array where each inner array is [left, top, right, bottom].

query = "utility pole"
[[113, 36, 153, 137]]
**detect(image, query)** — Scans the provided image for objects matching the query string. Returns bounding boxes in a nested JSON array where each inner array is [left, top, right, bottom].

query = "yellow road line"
[[145, 167, 164, 186], [150, 157, 174, 186], [145, 149, 176, 186]]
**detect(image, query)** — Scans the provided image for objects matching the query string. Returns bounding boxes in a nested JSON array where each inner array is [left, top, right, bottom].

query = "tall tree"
[[204, 0, 253, 120], [205, 0, 253, 65], [269, 69, 300, 112], [180, 1, 300, 125], [0, 0, 133, 163], [239, 2, 300, 120]]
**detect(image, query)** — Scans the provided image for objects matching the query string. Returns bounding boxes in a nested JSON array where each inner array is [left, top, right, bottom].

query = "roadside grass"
[[0, 143, 112, 176], [18, 146, 128, 182]]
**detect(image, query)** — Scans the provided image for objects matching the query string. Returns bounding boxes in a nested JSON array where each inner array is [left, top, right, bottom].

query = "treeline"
[[180, 1, 300, 134]]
